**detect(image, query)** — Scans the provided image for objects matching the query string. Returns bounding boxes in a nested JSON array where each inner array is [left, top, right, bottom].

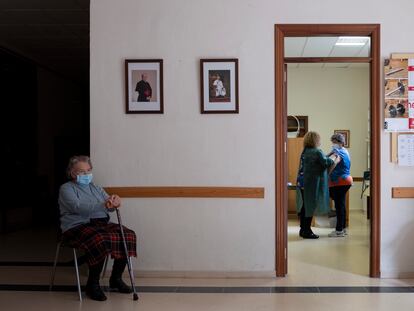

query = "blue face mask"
[[77, 174, 93, 185]]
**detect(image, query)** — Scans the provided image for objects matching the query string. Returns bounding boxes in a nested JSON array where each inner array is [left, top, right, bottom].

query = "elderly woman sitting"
[[58, 155, 137, 301]]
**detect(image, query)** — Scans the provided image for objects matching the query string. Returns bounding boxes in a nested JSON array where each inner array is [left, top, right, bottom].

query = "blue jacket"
[[330, 147, 351, 182]]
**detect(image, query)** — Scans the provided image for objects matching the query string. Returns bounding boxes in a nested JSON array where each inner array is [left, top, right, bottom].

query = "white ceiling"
[[0, 0, 89, 85], [285, 37, 370, 69]]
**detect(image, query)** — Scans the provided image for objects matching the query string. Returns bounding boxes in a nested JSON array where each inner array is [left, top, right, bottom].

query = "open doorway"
[[275, 24, 381, 277], [286, 61, 370, 276]]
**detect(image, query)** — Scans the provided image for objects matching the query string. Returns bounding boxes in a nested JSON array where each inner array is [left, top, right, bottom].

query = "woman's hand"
[[105, 194, 121, 209], [329, 153, 341, 164], [328, 154, 341, 174], [334, 154, 341, 164]]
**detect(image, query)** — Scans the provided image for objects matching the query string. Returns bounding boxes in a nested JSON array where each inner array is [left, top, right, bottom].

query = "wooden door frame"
[[275, 24, 381, 277]]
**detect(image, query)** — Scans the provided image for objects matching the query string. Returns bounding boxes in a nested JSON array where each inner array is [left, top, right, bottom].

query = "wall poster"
[[384, 54, 414, 131]]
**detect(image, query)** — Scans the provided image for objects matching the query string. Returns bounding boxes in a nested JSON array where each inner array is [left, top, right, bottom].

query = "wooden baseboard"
[[380, 270, 414, 279], [128, 270, 276, 279]]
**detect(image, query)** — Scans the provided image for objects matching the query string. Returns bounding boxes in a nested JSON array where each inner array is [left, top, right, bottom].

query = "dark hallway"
[[0, 0, 90, 263]]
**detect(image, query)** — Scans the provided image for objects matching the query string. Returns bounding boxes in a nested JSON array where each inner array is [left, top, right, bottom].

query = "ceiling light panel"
[[335, 36, 370, 46]]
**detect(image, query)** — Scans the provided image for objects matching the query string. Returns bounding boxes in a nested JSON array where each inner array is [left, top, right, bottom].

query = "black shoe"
[[109, 278, 133, 293], [299, 229, 304, 237], [302, 231, 319, 239], [86, 283, 107, 301]]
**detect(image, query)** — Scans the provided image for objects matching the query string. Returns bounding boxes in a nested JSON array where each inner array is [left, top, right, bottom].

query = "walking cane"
[[115, 208, 139, 301]]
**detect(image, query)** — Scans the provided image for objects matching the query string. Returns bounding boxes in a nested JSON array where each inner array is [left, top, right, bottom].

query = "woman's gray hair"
[[331, 133, 345, 145], [66, 155, 93, 179]]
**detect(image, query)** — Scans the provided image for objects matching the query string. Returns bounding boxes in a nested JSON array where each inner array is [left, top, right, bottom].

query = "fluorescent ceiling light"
[[336, 42, 365, 46], [335, 36, 369, 46]]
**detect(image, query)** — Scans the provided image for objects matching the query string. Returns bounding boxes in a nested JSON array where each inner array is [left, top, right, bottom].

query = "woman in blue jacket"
[[327, 134, 353, 237]]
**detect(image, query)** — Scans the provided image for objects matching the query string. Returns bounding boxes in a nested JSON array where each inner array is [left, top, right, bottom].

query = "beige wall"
[[91, 0, 414, 277], [288, 65, 370, 211]]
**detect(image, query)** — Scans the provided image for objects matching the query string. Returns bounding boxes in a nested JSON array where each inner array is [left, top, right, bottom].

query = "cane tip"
[[133, 293, 139, 301]]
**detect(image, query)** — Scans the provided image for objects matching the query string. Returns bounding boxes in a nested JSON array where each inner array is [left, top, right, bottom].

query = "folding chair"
[[49, 238, 108, 301]]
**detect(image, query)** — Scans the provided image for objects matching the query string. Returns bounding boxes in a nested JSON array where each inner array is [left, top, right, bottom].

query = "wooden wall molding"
[[392, 187, 414, 198], [104, 186, 265, 198]]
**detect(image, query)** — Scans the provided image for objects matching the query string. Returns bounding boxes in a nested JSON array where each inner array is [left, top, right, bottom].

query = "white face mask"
[[332, 144, 341, 149]]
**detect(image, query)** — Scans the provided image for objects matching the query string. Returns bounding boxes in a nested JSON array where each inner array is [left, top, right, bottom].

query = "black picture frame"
[[200, 59, 239, 114], [125, 59, 164, 114]]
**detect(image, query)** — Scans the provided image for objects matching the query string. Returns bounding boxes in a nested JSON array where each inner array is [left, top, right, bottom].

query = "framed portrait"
[[125, 59, 163, 114], [334, 129, 350, 148], [200, 59, 239, 113]]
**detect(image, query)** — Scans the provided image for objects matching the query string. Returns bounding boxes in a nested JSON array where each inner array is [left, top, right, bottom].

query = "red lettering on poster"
[[409, 118, 414, 129]]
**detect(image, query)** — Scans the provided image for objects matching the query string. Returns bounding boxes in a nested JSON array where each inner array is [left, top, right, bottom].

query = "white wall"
[[288, 66, 369, 211], [91, 0, 414, 277]]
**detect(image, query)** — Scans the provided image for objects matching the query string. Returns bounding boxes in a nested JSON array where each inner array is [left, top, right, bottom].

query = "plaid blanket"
[[62, 218, 137, 266]]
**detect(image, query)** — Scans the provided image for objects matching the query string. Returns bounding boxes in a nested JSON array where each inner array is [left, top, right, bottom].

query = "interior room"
[[285, 36, 371, 277], [287, 69, 370, 279]]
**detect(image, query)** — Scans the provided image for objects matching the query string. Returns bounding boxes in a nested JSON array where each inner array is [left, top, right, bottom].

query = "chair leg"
[[101, 255, 109, 279], [73, 249, 82, 302], [49, 241, 62, 291]]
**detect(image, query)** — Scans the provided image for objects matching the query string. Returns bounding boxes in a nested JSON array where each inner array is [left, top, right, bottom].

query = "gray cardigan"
[[58, 181, 113, 232]]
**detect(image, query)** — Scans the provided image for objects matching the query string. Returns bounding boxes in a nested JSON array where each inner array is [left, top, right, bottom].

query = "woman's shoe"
[[86, 282, 107, 301], [109, 278, 133, 293], [302, 231, 319, 239], [328, 230, 346, 237], [110, 259, 132, 293]]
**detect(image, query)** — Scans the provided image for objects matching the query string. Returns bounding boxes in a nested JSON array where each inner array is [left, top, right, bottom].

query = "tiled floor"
[[1, 210, 414, 310], [2, 291, 414, 311], [286, 209, 372, 285]]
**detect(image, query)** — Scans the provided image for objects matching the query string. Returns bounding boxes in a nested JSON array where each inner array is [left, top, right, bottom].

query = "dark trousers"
[[87, 259, 105, 285], [329, 185, 351, 232], [87, 258, 127, 285], [298, 189, 313, 233]]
